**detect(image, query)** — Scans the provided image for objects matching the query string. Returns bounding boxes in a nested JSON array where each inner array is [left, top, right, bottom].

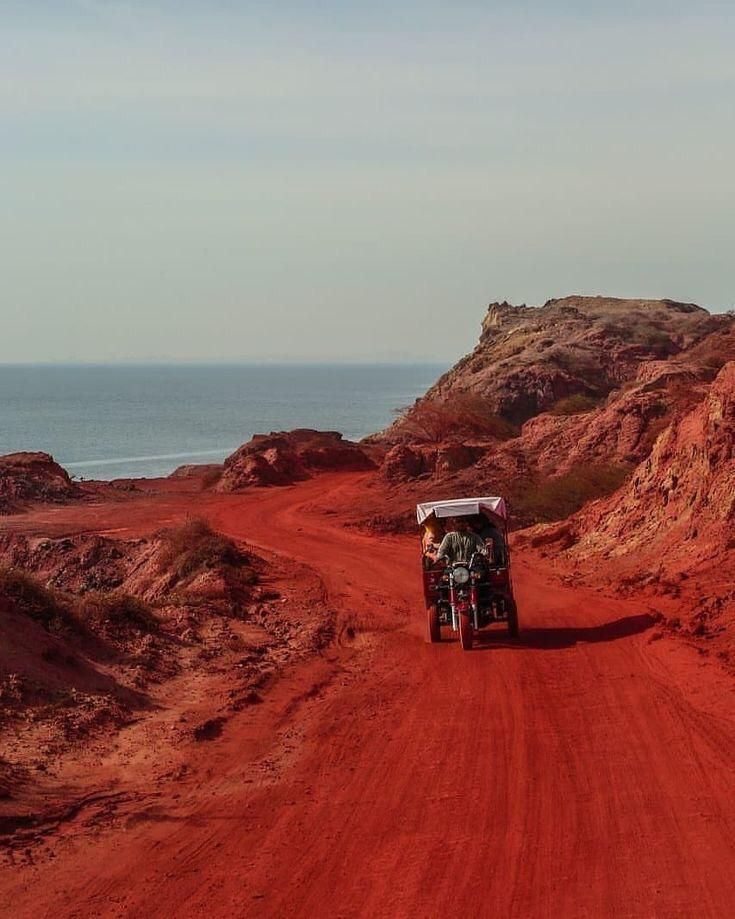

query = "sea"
[[0, 363, 446, 481]]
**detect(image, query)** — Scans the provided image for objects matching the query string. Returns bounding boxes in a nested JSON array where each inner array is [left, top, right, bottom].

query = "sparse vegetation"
[[157, 518, 244, 581], [75, 592, 158, 632], [155, 518, 257, 607], [0, 566, 71, 631], [636, 325, 675, 352], [396, 394, 519, 443], [510, 463, 631, 525], [547, 346, 601, 377], [0, 673, 23, 705], [550, 394, 601, 416], [491, 334, 531, 361], [201, 466, 223, 489]]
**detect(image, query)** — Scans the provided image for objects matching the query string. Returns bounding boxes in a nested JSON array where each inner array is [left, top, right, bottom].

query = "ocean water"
[[0, 363, 445, 481]]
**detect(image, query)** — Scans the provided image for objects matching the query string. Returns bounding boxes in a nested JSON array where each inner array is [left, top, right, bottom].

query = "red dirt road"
[[3, 473, 735, 917]]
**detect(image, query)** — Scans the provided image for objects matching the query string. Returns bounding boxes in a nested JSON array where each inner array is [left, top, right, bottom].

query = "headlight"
[[453, 566, 470, 585]]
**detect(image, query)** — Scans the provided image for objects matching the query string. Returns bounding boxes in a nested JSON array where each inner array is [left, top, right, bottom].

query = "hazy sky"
[[2, 1, 734, 362]]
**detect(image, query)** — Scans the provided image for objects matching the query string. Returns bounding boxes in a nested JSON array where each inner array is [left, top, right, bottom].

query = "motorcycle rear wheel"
[[459, 611, 473, 651], [426, 604, 441, 643], [506, 597, 520, 638]]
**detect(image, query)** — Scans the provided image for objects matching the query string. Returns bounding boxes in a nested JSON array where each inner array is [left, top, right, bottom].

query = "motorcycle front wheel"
[[459, 611, 473, 651]]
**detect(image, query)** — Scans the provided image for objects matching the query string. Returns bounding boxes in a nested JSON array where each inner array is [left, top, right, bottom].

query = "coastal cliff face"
[[373, 296, 734, 528], [386, 296, 724, 432]]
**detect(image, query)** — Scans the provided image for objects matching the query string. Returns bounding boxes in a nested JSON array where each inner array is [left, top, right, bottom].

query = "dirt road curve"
[[3, 473, 735, 918]]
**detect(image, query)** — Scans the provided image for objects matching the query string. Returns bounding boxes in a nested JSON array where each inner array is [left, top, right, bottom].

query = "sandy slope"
[[2, 473, 735, 918]]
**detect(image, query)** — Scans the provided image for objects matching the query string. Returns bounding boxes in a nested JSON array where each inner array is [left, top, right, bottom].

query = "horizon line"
[[0, 358, 452, 368]]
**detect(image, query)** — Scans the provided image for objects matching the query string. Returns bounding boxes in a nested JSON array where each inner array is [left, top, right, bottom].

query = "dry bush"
[[0, 673, 23, 705], [547, 346, 599, 375], [75, 592, 158, 633], [0, 566, 71, 631], [491, 332, 532, 361], [690, 329, 735, 376], [600, 317, 675, 354], [635, 325, 675, 353], [510, 463, 631, 525], [201, 467, 223, 489], [550, 394, 601, 416], [157, 518, 244, 581], [156, 518, 257, 608], [397, 394, 519, 443]]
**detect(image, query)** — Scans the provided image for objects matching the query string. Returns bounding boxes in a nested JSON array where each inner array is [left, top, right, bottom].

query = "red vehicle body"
[[417, 497, 519, 651]]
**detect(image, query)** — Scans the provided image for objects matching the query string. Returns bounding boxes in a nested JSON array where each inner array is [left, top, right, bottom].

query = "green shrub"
[[636, 326, 674, 351], [396, 394, 519, 443], [550, 394, 601, 416], [510, 463, 631, 525]]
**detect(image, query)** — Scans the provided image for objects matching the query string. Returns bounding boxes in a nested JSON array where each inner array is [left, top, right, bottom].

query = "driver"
[[436, 517, 487, 566]]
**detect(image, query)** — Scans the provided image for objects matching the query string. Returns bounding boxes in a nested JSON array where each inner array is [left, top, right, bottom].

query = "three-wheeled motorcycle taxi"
[[417, 496, 519, 651]]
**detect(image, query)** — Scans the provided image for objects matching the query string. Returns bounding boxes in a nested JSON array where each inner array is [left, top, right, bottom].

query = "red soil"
[[1, 472, 735, 917]]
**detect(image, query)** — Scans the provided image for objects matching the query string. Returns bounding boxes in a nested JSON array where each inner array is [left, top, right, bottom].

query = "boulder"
[[215, 430, 374, 492], [0, 452, 80, 514]]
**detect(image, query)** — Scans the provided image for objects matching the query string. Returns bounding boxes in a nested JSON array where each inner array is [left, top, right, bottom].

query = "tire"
[[459, 611, 474, 651], [506, 597, 520, 638], [426, 604, 441, 643]]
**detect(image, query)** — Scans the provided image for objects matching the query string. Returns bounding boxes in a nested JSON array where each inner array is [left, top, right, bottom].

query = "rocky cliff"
[[387, 296, 724, 434], [374, 297, 734, 528], [571, 360, 735, 569], [521, 359, 735, 668]]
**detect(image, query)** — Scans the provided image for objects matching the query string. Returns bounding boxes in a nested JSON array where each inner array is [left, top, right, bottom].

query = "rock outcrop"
[[370, 297, 734, 529], [216, 429, 375, 492], [515, 361, 735, 668], [385, 296, 727, 436], [0, 452, 80, 514], [572, 361, 735, 569], [381, 443, 485, 483]]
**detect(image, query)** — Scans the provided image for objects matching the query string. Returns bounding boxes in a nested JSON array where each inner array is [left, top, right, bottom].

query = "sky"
[[1, 1, 734, 363]]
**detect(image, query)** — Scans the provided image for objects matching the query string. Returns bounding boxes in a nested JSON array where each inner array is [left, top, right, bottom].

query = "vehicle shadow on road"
[[470, 613, 657, 651]]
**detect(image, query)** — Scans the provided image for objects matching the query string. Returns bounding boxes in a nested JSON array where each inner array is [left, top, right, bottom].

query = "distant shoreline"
[[1, 363, 446, 482]]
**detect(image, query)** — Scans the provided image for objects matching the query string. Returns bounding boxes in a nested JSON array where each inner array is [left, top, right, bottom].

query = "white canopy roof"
[[416, 496, 507, 525]]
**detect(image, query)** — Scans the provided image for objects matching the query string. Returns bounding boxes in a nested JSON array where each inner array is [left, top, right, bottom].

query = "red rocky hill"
[[370, 297, 734, 529], [386, 296, 724, 432], [570, 361, 735, 570], [523, 360, 735, 669]]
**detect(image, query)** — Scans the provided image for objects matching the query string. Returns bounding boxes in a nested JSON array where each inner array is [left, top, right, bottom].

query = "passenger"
[[436, 517, 487, 566], [422, 518, 443, 561], [473, 516, 506, 565]]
